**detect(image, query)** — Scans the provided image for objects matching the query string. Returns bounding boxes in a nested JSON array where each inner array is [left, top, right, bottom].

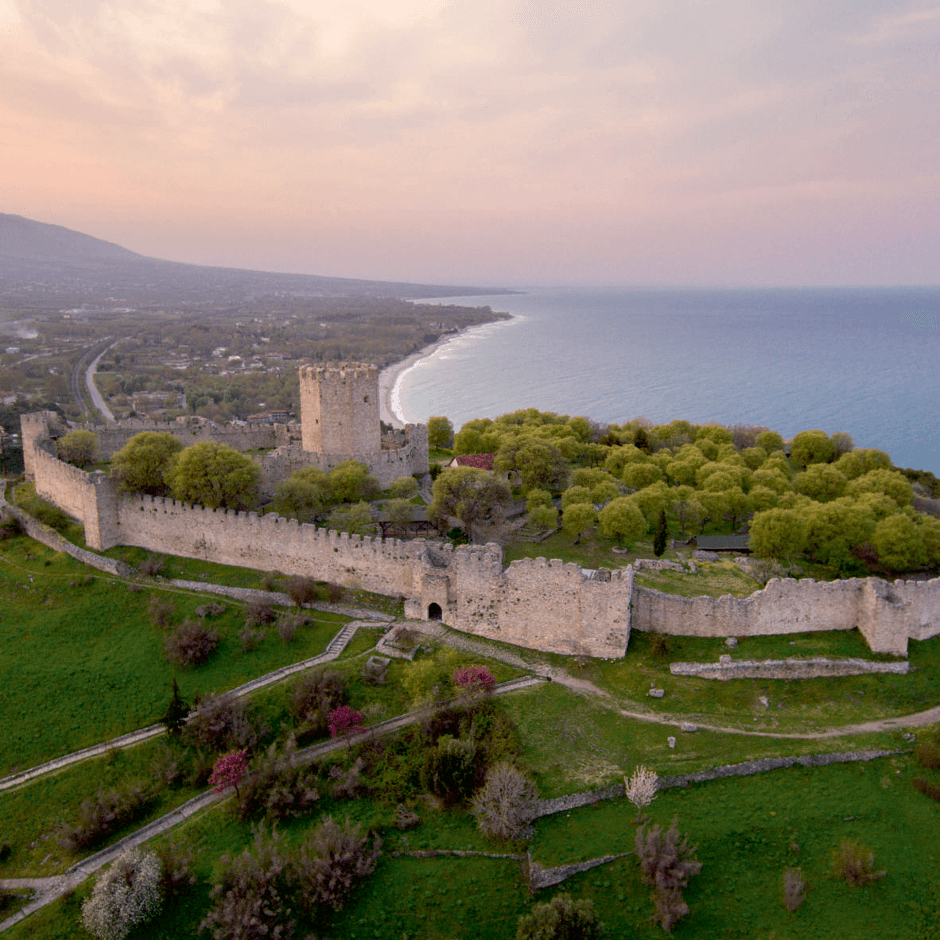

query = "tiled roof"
[[450, 453, 495, 470]]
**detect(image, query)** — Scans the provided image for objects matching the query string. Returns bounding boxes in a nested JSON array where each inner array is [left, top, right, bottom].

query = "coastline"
[[378, 334, 456, 428]]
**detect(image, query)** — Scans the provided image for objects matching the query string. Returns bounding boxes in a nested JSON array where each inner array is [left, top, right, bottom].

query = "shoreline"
[[378, 334, 457, 428]]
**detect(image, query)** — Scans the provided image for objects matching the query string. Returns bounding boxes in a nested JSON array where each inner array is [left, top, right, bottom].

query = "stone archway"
[[427, 602, 443, 621]]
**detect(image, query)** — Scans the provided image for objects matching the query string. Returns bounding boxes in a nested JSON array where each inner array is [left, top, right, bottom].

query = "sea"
[[393, 286, 940, 475]]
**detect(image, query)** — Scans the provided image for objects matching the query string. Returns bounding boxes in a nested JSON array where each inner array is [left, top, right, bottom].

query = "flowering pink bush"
[[452, 665, 496, 694], [328, 706, 365, 740], [208, 749, 248, 795]]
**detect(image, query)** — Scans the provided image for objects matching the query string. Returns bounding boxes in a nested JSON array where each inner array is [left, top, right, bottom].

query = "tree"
[[794, 464, 848, 502], [165, 442, 260, 510], [528, 503, 558, 531], [847, 468, 913, 507], [161, 678, 189, 736], [748, 508, 808, 561], [653, 509, 668, 557], [271, 468, 329, 522], [110, 431, 182, 495], [789, 430, 834, 468], [388, 475, 419, 499], [427, 415, 454, 449], [327, 460, 380, 503], [624, 764, 659, 820], [562, 502, 597, 545], [429, 466, 512, 537], [471, 762, 539, 842], [326, 501, 374, 535], [209, 749, 249, 797], [452, 664, 496, 694], [494, 437, 569, 494], [57, 430, 98, 468], [82, 848, 163, 940], [517, 894, 603, 940], [830, 431, 855, 457], [755, 430, 785, 453], [598, 497, 646, 547], [872, 513, 927, 572], [622, 462, 664, 490], [635, 816, 702, 933], [328, 705, 365, 742]]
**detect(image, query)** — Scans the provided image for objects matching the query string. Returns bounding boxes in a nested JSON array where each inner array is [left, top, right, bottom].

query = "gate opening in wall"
[[427, 602, 442, 620]]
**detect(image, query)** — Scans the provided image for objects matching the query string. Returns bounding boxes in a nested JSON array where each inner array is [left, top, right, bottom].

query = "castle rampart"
[[19, 389, 939, 659]]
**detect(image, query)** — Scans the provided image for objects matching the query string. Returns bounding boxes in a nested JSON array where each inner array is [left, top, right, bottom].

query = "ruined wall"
[[633, 576, 939, 656]]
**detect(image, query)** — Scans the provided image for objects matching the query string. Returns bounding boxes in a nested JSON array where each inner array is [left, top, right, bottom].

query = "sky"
[[1, 0, 937, 287]]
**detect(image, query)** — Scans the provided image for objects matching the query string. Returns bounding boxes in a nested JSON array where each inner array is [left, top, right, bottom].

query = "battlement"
[[300, 363, 378, 383]]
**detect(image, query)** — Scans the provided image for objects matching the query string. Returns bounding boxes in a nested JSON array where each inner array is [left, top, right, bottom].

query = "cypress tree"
[[653, 508, 668, 557], [162, 678, 189, 736]]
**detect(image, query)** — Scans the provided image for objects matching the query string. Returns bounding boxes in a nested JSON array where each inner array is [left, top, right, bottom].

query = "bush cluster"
[[82, 848, 163, 940], [57, 783, 154, 854], [163, 619, 219, 668], [202, 819, 380, 939], [635, 816, 702, 933]]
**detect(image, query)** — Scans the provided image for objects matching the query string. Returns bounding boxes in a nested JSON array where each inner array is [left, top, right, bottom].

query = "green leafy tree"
[[111, 432, 183, 495], [327, 501, 374, 535], [327, 460, 379, 504], [427, 416, 454, 449], [388, 476, 419, 499], [598, 497, 646, 547], [789, 430, 835, 468], [749, 508, 809, 561], [872, 514, 927, 572], [562, 502, 597, 545], [57, 430, 99, 469], [755, 430, 785, 453], [494, 437, 569, 494], [165, 443, 260, 510], [271, 470, 328, 523], [527, 504, 558, 531], [526, 488, 554, 510], [429, 467, 512, 536], [794, 464, 848, 503], [622, 462, 664, 490], [834, 448, 892, 480], [561, 485, 593, 509], [846, 469, 913, 507], [161, 679, 189, 737]]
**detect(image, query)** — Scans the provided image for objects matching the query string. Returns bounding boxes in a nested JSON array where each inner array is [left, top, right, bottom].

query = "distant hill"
[[0, 213, 506, 304]]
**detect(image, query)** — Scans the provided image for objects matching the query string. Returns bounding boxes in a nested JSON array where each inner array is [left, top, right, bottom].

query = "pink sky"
[[1, 0, 937, 286]]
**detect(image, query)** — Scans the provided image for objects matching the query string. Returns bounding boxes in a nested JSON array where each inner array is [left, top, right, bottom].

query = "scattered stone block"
[[648, 688, 665, 698], [667, 736, 676, 749], [680, 722, 698, 732], [725, 637, 738, 648]]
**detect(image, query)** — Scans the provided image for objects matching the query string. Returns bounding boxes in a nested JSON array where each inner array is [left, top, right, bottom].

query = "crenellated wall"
[[20, 408, 939, 659]]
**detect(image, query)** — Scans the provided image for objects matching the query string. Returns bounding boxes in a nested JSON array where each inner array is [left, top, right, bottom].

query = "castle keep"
[[20, 365, 939, 659]]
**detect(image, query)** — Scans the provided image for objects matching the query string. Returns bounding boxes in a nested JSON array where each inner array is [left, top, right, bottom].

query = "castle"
[[20, 365, 939, 659]]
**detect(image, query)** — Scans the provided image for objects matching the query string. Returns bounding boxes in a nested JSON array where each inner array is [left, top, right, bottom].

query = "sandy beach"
[[378, 334, 456, 428]]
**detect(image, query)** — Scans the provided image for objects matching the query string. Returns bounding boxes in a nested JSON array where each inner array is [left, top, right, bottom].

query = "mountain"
[[0, 213, 504, 304]]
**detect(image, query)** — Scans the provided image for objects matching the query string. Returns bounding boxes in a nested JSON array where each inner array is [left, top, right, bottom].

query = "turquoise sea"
[[394, 286, 940, 474]]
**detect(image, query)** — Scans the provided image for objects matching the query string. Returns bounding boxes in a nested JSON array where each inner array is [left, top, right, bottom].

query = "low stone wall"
[[670, 657, 910, 680]]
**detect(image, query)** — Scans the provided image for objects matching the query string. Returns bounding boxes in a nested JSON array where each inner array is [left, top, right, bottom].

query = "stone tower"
[[299, 363, 381, 454]]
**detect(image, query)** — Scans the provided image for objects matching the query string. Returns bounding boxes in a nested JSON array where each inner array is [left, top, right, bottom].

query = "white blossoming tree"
[[82, 848, 163, 940], [624, 765, 659, 820]]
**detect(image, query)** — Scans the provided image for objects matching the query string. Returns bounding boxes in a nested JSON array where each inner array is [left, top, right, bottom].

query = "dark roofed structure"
[[695, 534, 752, 553]]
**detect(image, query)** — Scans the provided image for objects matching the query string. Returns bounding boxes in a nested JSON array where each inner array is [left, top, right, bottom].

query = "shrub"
[[783, 867, 806, 912], [149, 740, 184, 788], [517, 893, 603, 940], [914, 739, 940, 769], [147, 594, 176, 630], [835, 839, 886, 886], [294, 816, 382, 912], [183, 693, 262, 753], [139, 554, 167, 577], [245, 598, 276, 626], [276, 612, 306, 644], [161, 678, 189, 736], [202, 826, 296, 940], [392, 804, 420, 830], [57, 782, 154, 854], [157, 838, 199, 898], [470, 762, 539, 842], [451, 665, 496, 695], [81, 848, 162, 940], [239, 624, 265, 653], [635, 816, 702, 933], [328, 706, 365, 741], [912, 777, 940, 801], [329, 758, 367, 800], [209, 749, 249, 794], [291, 670, 348, 739], [163, 619, 219, 668], [421, 735, 479, 803], [283, 575, 318, 606], [236, 739, 320, 823]]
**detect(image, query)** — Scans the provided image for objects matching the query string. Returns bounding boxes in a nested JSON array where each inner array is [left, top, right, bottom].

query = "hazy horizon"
[[2, 1, 937, 287]]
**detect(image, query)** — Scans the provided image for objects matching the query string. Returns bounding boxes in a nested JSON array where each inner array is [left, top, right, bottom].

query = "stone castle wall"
[[300, 363, 381, 454], [632, 575, 938, 656], [20, 409, 938, 659]]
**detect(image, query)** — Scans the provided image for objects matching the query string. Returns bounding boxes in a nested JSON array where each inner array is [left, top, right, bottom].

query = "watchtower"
[[299, 363, 381, 454]]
